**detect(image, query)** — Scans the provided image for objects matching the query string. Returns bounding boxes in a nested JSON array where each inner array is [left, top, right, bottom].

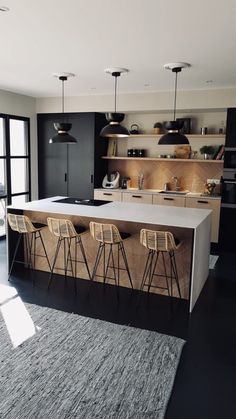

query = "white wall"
[[0, 89, 37, 199], [36, 87, 236, 114]]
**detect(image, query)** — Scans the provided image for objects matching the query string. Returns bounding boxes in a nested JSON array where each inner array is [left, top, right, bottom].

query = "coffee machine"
[[102, 171, 120, 189]]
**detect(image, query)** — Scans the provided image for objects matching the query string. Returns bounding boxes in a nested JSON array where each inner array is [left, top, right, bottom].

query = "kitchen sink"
[[159, 190, 188, 195]]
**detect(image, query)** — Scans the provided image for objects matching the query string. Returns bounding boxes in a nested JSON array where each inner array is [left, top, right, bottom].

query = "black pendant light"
[[49, 73, 77, 144], [100, 68, 130, 138], [158, 63, 190, 145]]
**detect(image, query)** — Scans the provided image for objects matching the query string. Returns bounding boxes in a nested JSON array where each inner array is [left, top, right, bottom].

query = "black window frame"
[[0, 113, 31, 206]]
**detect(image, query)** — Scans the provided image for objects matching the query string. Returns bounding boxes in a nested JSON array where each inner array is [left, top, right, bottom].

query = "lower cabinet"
[[94, 190, 122, 201], [94, 190, 221, 243], [185, 197, 220, 243], [122, 192, 153, 204], [153, 195, 185, 207]]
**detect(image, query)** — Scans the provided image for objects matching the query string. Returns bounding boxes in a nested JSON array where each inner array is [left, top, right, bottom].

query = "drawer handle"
[[103, 193, 112, 196], [197, 200, 208, 204], [132, 195, 142, 198], [164, 197, 174, 201]]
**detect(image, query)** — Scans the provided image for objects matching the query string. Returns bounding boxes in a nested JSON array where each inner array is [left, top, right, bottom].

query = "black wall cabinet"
[[225, 108, 236, 147], [37, 112, 108, 199]]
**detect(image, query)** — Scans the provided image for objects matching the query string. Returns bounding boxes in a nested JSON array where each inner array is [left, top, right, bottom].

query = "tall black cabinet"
[[37, 112, 108, 199]]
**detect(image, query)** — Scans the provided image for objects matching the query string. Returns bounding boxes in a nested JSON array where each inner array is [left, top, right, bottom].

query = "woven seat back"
[[90, 222, 122, 244], [7, 214, 36, 234], [47, 217, 77, 238], [140, 229, 177, 252]]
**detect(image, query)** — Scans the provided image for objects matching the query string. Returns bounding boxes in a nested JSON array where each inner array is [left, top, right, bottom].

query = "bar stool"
[[139, 229, 182, 298], [47, 217, 91, 291], [7, 213, 50, 281], [89, 221, 133, 289]]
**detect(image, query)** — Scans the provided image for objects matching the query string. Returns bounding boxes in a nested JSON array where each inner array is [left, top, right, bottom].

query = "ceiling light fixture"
[[49, 73, 77, 144], [100, 67, 130, 138], [158, 62, 191, 145], [0, 6, 9, 11]]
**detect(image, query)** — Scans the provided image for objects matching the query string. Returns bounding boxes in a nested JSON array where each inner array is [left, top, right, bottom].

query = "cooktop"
[[53, 197, 111, 206]]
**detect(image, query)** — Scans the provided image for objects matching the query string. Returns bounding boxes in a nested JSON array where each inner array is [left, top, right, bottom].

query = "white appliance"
[[102, 172, 120, 189]]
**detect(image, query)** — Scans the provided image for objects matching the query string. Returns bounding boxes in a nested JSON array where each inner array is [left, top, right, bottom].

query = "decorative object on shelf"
[[176, 118, 191, 134], [190, 150, 198, 159], [174, 145, 191, 159], [138, 172, 144, 190], [107, 139, 117, 157], [215, 144, 225, 160], [200, 127, 208, 135], [204, 181, 216, 195], [100, 68, 130, 138], [130, 124, 140, 134], [158, 62, 190, 145], [121, 177, 131, 189], [49, 73, 77, 144], [200, 145, 216, 160], [153, 122, 163, 134]]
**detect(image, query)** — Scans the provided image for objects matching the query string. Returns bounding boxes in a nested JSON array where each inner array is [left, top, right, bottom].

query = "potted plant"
[[199, 145, 215, 160], [153, 122, 163, 134]]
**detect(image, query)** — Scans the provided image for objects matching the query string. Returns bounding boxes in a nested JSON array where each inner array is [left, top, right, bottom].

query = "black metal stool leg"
[[91, 243, 103, 281], [120, 242, 133, 289], [171, 251, 182, 298], [162, 251, 170, 296], [48, 238, 62, 290], [8, 233, 22, 280], [140, 250, 152, 292], [39, 230, 51, 270], [77, 236, 91, 280], [147, 250, 155, 293]]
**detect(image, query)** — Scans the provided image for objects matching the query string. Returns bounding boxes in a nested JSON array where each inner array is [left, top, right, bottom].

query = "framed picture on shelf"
[[107, 139, 117, 157]]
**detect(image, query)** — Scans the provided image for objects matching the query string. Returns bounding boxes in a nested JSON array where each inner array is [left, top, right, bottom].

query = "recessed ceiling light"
[[206, 80, 213, 84], [0, 6, 10, 12], [90, 87, 96, 90], [144, 83, 150, 87]]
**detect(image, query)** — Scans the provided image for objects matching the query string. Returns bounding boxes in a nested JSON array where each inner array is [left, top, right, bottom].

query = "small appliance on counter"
[[102, 171, 120, 189], [121, 177, 131, 189]]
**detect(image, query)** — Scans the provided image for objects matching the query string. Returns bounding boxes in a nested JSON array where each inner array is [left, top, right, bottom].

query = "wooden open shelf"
[[102, 156, 224, 163], [129, 134, 225, 139]]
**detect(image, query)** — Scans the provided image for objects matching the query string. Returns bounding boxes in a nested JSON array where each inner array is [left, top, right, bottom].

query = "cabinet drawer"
[[94, 190, 122, 201], [122, 192, 153, 204], [153, 194, 185, 207]]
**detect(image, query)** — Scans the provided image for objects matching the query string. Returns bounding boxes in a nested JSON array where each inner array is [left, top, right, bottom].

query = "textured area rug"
[[0, 302, 185, 419]]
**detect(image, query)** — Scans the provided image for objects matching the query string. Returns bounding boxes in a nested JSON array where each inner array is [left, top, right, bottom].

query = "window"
[[0, 114, 31, 237]]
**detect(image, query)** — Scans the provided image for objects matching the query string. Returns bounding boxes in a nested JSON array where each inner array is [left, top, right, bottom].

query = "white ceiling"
[[0, 0, 236, 98]]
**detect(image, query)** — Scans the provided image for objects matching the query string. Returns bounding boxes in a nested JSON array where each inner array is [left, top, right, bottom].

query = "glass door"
[[0, 117, 7, 237]]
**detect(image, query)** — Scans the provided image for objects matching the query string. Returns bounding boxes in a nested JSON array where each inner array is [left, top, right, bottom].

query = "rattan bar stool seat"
[[47, 217, 90, 292], [139, 228, 182, 298], [7, 213, 50, 281], [89, 221, 133, 289]]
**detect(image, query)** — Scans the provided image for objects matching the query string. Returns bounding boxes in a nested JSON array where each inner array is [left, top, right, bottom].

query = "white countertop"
[[8, 196, 212, 230]]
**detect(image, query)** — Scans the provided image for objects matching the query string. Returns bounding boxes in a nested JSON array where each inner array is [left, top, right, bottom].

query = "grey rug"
[[0, 303, 185, 419]]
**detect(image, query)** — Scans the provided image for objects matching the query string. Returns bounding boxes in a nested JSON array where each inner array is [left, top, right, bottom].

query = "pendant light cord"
[[62, 78, 65, 113], [114, 75, 117, 113], [173, 71, 178, 121]]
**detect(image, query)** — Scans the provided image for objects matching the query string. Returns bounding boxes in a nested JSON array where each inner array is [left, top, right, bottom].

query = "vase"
[[204, 153, 209, 160]]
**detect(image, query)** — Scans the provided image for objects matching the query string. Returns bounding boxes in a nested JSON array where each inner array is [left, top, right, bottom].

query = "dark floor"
[[1, 239, 236, 419]]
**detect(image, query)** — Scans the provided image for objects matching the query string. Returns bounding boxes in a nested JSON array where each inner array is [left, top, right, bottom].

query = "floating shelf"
[[102, 156, 224, 163]]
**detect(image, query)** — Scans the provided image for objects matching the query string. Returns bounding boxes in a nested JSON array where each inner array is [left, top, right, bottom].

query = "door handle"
[[64, 173, 67, 182], [132, 195, 142, 198], [103, 193, 112, 196], [197, 200, 208, 204], [164, 197, 174, 201]]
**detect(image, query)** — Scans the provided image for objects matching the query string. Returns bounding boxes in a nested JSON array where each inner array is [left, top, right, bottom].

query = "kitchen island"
[[7, 196, 212, 312]]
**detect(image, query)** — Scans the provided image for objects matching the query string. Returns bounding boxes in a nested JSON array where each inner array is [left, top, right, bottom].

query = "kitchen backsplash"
[[107, 160, 223, 193]]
